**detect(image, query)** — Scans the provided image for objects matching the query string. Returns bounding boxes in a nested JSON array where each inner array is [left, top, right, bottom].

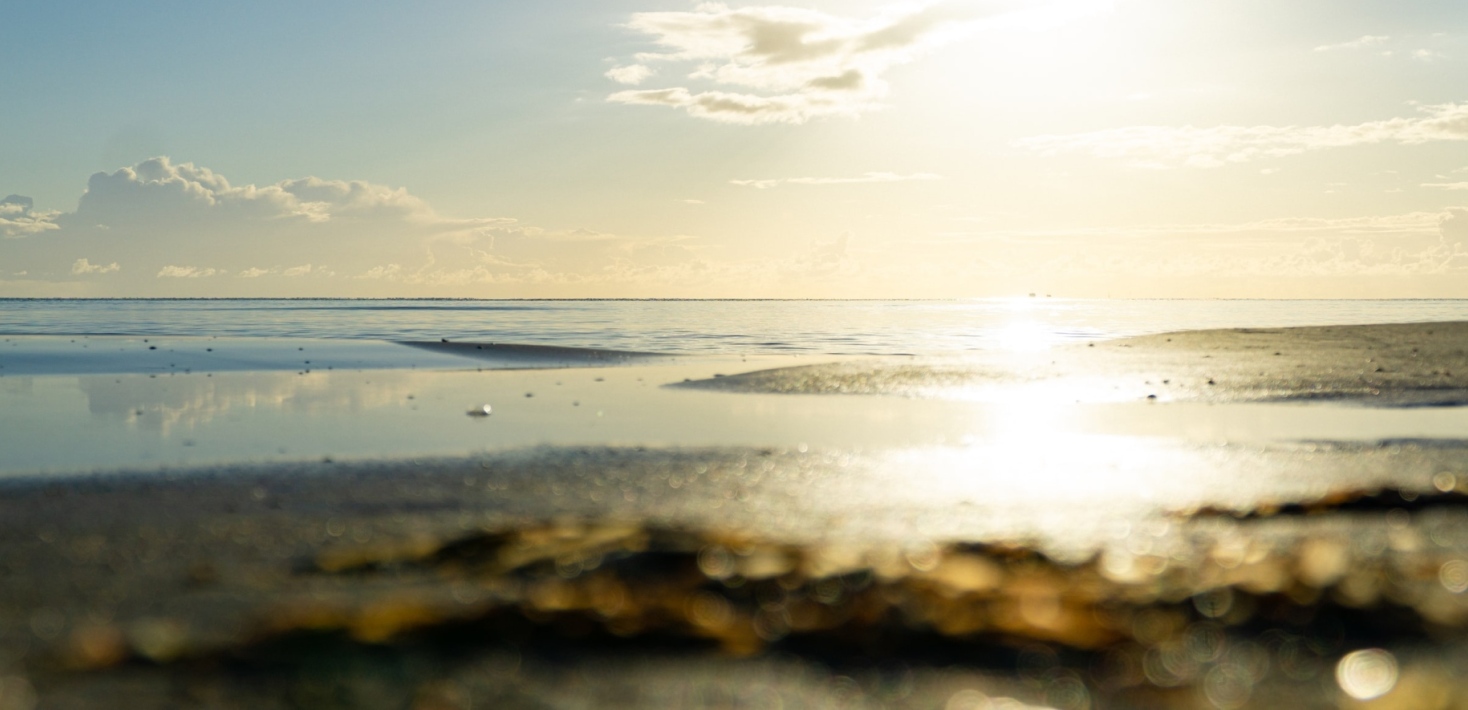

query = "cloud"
[[783, 233, 856, 278], [1017, 102, 1468, 168], [969, 212, 1444, 240], [933, 209, 1468, 280], [1313, 35, 1390, 52], [730, 171, 941, 188], [69, 158, 432, 227], [1, 157, 475, 285], [1424, 182, 1468, 191], [356, 264, 403, 280], [605, 64, 654, 85], [0, 195, 60, 237], [157, 265, 223, 278], [606, 1, 1109, 124], [0, 157, 724, 295], [71, 258, 119, 275], [608, 86, 880, 125]]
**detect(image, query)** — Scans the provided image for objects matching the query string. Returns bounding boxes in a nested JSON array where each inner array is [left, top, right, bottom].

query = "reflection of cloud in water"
[[79, 371, 440, 437]]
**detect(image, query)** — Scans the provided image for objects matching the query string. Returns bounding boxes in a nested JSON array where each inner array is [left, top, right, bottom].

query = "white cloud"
[[1, 157, 486, 286], [0, 196, 30, 219], [1424, 182, 1468, 190], [71, 258, 120, 275], [605, 64, 655, 85], [607, 1, 1109, 124], [608, 86, 880, 125], [1, 157, 727, 295], [1414, 49, 1446, 62], [0, 195, 60, 237], [157, 265, 223, 278], [731, 171, 941, 188], [1313, 35, 1390, 52], [1017, 102, 1468, 168], [66, 158, 434, 230]]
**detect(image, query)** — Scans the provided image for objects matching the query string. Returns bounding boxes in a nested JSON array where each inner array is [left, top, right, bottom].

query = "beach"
[[1, 320, 1468, 708], [9, 0, 1468, 703]]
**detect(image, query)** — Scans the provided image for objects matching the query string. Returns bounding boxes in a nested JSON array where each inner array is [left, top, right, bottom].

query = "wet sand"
[[680, 321, 1468, 406], [5, 323, 1468, 708]]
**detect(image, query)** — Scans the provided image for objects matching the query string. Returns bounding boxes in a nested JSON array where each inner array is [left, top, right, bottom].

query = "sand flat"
[[679, 321, 1468, 406]]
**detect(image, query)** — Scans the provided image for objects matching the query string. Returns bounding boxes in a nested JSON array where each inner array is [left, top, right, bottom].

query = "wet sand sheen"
[[679, 321, 1468, 406], [5, 321, 1468, 708]]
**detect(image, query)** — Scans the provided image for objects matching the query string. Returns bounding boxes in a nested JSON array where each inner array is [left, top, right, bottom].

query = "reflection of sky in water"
[[6, 358, 1468, 523], [2, 360, 984, 472], [79, 370, 442, 437]]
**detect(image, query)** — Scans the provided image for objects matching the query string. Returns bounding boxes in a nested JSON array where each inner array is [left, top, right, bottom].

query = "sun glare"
[[992, 320, 1059, 352]]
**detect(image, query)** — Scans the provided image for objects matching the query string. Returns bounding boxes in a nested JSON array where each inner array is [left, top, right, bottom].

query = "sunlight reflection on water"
[[6, 298, 1468, 355]]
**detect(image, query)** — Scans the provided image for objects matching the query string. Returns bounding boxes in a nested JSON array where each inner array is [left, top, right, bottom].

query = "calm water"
[[3, 298, 1468, 355]]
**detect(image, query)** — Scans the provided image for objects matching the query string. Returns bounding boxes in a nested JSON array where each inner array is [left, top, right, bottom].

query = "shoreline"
[[6, 320, 1468, 707]]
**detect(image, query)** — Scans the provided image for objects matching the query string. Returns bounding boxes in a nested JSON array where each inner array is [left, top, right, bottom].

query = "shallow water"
[[7, 355, 1468, 487], [5, 298, 1468, 354], [6, 304, 1468, 707]]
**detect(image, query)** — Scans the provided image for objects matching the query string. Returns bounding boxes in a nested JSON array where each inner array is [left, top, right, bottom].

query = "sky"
[[2, 0, 1467, 298]]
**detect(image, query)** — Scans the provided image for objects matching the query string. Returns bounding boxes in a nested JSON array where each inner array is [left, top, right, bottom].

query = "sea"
[[4, 298, 1468, 354]]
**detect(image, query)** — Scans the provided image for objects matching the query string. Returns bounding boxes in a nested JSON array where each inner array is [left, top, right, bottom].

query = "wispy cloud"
[[157, 265, 223, 278], [929, 209, 1468, 284], [961, 212, 1447, 240], [731, 172, 941, 189], [71, 258, 119, 275], [1424, 182, 1468, 191], [607, 1, 1110, 124], [1313, 35, 1390, 52], [605, 64, 654, 85], [1017, 102, 1468, 168]]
